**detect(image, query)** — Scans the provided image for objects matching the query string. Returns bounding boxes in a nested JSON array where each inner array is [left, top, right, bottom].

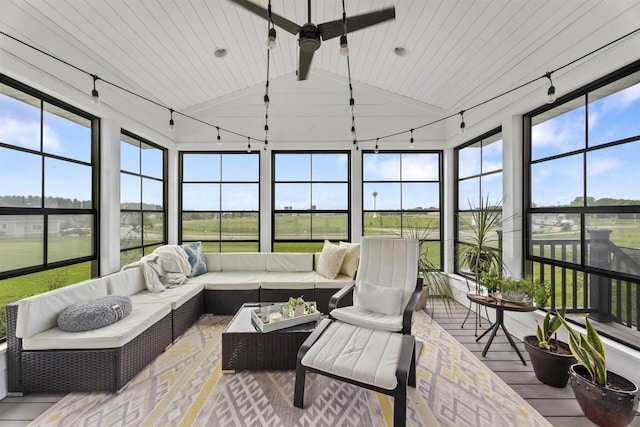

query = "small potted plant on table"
[[557, 314, 639, 426]]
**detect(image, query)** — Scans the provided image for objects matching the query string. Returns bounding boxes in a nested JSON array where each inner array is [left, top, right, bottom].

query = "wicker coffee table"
[[221, 303, 319, 373]]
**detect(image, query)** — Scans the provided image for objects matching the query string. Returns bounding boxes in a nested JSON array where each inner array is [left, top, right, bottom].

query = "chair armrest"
[[328, 282, 356, 312], [296, 318, 333, 364], [402, 277, 423, 334]]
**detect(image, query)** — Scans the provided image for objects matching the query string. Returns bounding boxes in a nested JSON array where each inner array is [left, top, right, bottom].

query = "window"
[[273, 152, 350, 252], [525, 64, 640, 331], [455, 129, 503, 273], [180, 152, 260, 252], [0, 75, 98, 340], [120, 131, 167, 266], [363, 151, 443, 268]]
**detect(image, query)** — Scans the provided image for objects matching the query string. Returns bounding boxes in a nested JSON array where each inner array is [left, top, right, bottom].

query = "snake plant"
[[557, 312, 607, 386]]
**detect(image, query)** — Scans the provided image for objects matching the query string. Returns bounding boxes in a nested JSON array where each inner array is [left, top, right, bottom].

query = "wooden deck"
[[1, 300, 639, 426]]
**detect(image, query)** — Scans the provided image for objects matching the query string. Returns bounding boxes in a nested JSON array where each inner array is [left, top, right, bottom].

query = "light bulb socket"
[[349, 97, 355, 112], [339, 34, 349, 56], [169, 118, 175, 130], [264, 94, 270, 108], [267, 27, 277, 49], [91, 88, 100, 105], [410, 137, 414, 148], [459, 121, 465, 135]]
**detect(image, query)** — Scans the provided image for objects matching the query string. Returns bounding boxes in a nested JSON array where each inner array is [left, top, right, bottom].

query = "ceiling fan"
[[229, 0, 396, 80]]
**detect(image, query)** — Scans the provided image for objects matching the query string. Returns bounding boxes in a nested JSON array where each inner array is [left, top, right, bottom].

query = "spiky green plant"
[[535, 307, 566, 351], [558, 313, 607, 386]]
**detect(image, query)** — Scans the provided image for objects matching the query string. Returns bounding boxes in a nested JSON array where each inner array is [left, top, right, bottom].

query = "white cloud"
[[598, 82, 640, 112], [587, 157, 624, 177], [0, 117, 61, 152], [402, 155, 439, 180], [363, 155, 400, 180], [531, 116, 582, 149]]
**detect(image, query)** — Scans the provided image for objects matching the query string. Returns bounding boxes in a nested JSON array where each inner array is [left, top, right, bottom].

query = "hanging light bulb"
[[216, 127, 221, 145], [264, 124, 269, 139], [374, 138, 379, 154], [169, 109, 175, 131], [267, 27, 277, 49], [409, 129, 414, 149], [247, 137, 251, 153], [90, 74, 100, 105], [264, 94, 270, 109], [459, 111, 466, 135], [349, 97, 355, 113], [351, 125, 356, 139], [264, 139, 268, 151], [339, 34, 349, 56], [545, 72, 556, 104]]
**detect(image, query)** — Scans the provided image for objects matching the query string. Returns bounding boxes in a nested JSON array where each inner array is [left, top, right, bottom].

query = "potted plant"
[[557, 314, 639, 426], [400, 219, 454, 316], [280, 296, 314, 317], [523, 307, 577, 387], [458, 195, 505, 278]]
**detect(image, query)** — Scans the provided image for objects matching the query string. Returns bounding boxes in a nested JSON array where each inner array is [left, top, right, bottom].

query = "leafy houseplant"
[[399, 219, 454, 316], [280, 296, 314, 317], [557, 314, 639, 426], [523, 307, 577, 388]]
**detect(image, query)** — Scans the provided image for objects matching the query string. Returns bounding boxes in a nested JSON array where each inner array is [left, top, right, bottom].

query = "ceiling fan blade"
[[298, 49, 315, 80], [229, 0, 301, 35], [318, 7, 395, 41]]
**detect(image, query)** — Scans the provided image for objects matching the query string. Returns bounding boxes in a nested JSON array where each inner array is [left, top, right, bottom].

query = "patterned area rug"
[[30, 312, 550, 427]]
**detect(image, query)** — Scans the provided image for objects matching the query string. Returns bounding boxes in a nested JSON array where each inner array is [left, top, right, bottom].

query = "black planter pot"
[[569, 364, 639, 427], [523, 336, 576, 388]]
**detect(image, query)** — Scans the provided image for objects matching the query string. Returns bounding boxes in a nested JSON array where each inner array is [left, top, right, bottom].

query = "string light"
[[263, 25, 272, 151], [409, 129, 414, 149], [169, 108, 175, 131], [545, 71, 556, 104], [264, 93, 270, 109], [216, 126, 221, 145], [340, 35, 349, 56], [90, 74, 100, 105], [247, 137, 252, 153], [2, 25, 638, 150], [374, 138, 380, 154], [459, 110, 465, 135], [266, 2, 276, 49], [349, 96, 355, 113]]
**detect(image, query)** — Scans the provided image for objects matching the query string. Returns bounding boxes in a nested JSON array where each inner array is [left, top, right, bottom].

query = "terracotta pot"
[[523, 336, 576, 388], [569, 364, 639, 427]]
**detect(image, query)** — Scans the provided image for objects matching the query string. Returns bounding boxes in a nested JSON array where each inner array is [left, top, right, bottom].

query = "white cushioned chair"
[[329, 237, 421, 334]]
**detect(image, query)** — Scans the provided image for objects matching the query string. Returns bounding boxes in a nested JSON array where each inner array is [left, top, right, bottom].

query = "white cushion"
[[339, 242, 360, 278], [316, 241, 347, 279], [16, 277, 109, 339], [128, 283, 204, 309], [200, 271, 264, 290], [355, 281, 403, 316], [204, 253, 222, 272], [330, 306, 404, 332], [301, 321, 403, 390], [187, 271, 220, 285], [260, 271, 316, 289], [267, 253, 313, 272], [313, 273, 355, 289], [22, 302, 171, 350], [220, 253, 267, 271], [107, 268, 145, 296]]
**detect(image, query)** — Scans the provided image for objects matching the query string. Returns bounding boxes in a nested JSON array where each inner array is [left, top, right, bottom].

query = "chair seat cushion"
[[301, 321, 403, 390], [128, 283, 204, 309], [330, 306, 403, 332]]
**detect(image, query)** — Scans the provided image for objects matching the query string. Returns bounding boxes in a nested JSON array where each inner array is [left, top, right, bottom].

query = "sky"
[[2, 79, 640, 212]]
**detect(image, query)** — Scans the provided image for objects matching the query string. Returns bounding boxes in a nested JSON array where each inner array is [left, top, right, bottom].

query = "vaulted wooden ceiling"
[[2, 0, 640, 139]]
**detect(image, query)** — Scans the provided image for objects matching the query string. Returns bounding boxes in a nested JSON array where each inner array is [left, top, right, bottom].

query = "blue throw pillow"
[[182, 241, 207, 277]]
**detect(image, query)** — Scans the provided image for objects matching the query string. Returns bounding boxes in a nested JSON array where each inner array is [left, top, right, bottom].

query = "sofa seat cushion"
[[313, 273, 355, 289], [22, 302, 171, 350], [198, 271, 264, 290], [260, 271, 316, 289], [16, 277, 109, 339], [57, 296, 133, 332], [330, 306, 403, 332], [301, 321, 403, 390], [128, 283, 204, 309]]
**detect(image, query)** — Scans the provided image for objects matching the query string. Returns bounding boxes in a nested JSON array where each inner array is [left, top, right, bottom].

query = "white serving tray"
[[250, 305, 322, 333]]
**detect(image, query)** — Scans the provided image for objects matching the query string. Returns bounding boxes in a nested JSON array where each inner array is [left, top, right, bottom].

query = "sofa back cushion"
[[267, 253, 313, 272], [107, 268, 145, 296], [204, 253, 222, 272], [220, 253, 267, 271], [16, 277, 109, 338]]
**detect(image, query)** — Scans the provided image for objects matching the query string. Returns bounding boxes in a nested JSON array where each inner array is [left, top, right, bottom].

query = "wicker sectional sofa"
[[5, 251, 354, 394]]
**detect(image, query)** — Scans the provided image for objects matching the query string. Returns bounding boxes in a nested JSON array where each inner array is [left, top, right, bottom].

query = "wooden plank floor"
[[1, 301, 639, 426], [429, 298, 640, 427]]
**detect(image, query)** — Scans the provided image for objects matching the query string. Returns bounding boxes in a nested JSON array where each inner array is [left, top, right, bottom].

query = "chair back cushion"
[[354, 238, 419, 315]]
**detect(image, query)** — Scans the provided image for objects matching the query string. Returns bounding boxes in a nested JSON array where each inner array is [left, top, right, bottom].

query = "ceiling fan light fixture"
[[267, 27, 277, 49], [339, 34, 349, 56]]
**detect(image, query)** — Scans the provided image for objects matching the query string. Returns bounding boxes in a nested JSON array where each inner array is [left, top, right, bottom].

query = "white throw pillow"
[[339, 241, 360, 278], [316, 240, 347, 279], [355, 281, 403, 316]]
